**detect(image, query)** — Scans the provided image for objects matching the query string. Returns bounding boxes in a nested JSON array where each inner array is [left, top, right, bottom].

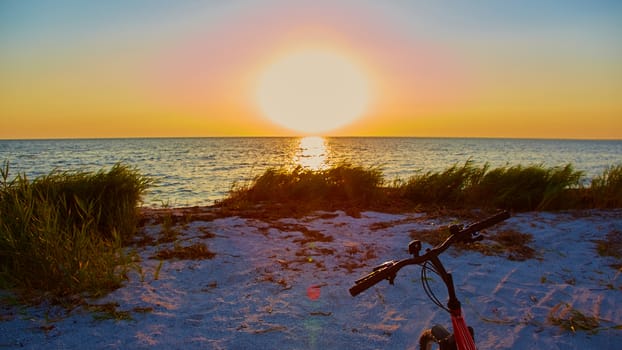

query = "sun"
[[256, 49, 371, 135]]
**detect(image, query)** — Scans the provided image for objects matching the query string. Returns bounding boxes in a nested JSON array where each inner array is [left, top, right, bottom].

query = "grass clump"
[[474, 164, 582, 210], [85, 302, 154, 321], [401, 161, 486, 207], [151, 242, 215, 260], [595, 229, 622, 269], [86, 302, 133, 321], [472, 229, 536, 261], [589, 165, 622, 208], [219, 163, 384, 213], [401, 161, 583, 211], [0, 162, 151, 301], [549, 303, 600, 334], [595, 230, 622, 259]]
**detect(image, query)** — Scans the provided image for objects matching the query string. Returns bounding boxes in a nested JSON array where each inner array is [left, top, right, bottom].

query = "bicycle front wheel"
[[419, 329, 439, 350], [418, 325, 454, 350]]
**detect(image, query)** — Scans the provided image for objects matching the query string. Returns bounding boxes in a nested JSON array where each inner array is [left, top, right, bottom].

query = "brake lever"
[[368, 260, 398, 285]]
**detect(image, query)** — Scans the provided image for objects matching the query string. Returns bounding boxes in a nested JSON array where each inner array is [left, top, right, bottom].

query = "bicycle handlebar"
[[349, 260, 398, 297], [349, 211, 510, 297]]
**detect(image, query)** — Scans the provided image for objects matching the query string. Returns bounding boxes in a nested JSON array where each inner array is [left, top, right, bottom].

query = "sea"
[[0, 137, 620, 208]]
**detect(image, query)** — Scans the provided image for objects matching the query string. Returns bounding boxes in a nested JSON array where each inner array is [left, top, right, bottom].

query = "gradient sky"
[[1, 0, 621, 139]]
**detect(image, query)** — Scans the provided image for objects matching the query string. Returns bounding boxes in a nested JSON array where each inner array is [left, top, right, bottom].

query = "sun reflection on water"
[[295, 136, 329, 170]]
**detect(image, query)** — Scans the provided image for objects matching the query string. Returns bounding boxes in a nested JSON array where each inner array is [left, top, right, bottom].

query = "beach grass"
[[400, 162, 583, 211], [589, 164, 622, 208], [220, 161, 619, 213], [0, 162, 150, 301], [220, 163, 385, 214]]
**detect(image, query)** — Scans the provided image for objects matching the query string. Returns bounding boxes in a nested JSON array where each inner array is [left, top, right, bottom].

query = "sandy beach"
[[1, 209, 621, 349]]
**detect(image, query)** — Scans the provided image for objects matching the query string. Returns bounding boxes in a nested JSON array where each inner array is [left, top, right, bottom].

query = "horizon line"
[[1, 135, 621, 142]]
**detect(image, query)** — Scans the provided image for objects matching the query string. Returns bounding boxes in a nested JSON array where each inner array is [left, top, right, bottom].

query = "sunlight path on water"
[[294, 136, 329, 171]]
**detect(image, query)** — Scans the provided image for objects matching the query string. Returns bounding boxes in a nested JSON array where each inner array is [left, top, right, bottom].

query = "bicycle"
[[350, 211, 511, 350]]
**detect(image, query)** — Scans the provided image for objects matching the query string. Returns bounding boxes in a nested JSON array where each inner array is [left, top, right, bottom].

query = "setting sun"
[[255, 49, 371, 135], [1, 1, 620, 140]]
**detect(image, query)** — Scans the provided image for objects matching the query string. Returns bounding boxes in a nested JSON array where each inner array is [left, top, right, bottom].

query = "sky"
[[1, 0, 621, 139]]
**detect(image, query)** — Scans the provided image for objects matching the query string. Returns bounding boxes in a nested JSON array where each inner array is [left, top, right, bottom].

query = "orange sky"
[[1, 1, 621, 139]]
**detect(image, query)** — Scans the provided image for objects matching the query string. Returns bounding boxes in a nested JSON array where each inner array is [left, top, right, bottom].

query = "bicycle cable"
[[421, 261, 450, 313]]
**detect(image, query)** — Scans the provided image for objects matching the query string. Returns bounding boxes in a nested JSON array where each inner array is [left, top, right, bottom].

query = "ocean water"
[[0, 137, 620, 207]]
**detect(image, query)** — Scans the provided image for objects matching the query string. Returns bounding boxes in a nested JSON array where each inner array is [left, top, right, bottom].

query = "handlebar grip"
[[460, 210, 510, 236], [349, 262, 396, 296]]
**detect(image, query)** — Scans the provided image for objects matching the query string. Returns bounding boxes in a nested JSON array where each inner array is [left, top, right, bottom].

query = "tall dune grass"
[[589, 165, 622, 208], [484, 164, 582, 210], [400, 162, 584, 210], [222, 164, 384, 211], [399, 161, 487, 207], [0, 163, 150, 300], [221, 162, 620, 212]]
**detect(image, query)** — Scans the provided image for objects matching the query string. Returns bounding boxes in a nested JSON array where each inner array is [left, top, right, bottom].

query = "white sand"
[[1, 210, 621, 349]]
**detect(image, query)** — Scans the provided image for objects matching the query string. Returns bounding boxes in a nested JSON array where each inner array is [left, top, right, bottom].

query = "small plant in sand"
[[153, 260, 164, 280], [595, 229, 622, 259], [595, 229, 622, 269], [548, 303, 600, 334], [85, 302, 154, 322], [87, 302, 133, 321], [151, 242, 215, 260], [157, 210, 182, 243]]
